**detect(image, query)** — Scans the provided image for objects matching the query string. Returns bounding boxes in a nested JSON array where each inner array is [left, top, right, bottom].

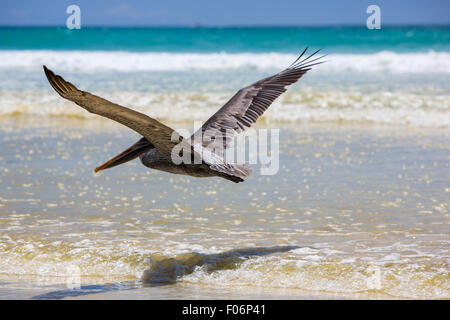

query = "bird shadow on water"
[[32, 245, 299, 300]]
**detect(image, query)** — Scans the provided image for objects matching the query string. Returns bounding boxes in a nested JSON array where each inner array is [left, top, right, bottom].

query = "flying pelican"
[[43, 48, 323, 183]]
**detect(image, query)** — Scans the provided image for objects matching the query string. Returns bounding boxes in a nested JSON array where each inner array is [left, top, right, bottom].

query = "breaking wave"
[[0, 50, 449, 73], [1, 89, 449, 127], [1, 237, 448, 299]]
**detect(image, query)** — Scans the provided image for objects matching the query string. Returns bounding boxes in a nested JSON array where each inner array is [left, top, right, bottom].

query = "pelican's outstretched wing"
[[43, 66, 191, 161], [193, 48, 325, 147]]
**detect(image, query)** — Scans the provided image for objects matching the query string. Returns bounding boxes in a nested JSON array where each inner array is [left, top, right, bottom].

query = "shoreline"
[[0, 117, 448, 300], [1, 114, 449, 133], [0, 278, 408, 300]]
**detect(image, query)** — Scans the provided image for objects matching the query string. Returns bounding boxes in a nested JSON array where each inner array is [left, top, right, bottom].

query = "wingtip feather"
[[43, 66, 79, 96]]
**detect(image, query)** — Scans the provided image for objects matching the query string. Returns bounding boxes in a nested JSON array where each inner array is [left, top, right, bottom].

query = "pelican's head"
[[94, 137, 153, 173]]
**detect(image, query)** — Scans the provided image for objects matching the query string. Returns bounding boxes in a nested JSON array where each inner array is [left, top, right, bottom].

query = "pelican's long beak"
[[94, 137, 153, 173]]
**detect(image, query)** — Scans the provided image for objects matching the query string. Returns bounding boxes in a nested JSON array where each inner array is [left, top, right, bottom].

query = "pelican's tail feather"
[[210, 162, 253, 183], [231, 162, 254, 178]]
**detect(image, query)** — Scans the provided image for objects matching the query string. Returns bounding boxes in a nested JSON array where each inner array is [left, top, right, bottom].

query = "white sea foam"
[[1, 50, 448, 127], [1, 89, 449, 127], [1, 237, 447, 299], [0, 50, 449, 73]]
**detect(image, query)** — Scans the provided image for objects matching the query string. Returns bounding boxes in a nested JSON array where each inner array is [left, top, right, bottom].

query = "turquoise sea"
[[1, 26, 449, 52], [0, 26, 449, 299]]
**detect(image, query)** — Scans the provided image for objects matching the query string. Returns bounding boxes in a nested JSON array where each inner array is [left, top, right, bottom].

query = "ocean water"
[[0, 27, 449, 299], [0, 27, 449, 127]]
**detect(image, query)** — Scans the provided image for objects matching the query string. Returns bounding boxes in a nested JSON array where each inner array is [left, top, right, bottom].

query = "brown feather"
[[43, 65, 195, 161], [193, 49, 324, 148]]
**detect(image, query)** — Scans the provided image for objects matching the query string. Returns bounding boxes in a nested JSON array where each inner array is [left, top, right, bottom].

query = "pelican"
[[43, 48, 323, 183]]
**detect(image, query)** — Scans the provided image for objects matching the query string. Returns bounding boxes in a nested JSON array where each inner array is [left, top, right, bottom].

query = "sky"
[[1, 0, 449, 26]]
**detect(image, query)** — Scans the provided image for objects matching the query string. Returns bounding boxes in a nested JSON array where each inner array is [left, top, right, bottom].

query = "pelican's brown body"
[[43, 48, 323, 183], [139, 146, 243, 182]]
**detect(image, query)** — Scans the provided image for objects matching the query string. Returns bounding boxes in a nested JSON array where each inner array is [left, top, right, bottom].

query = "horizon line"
[[0, 23, 449, 28]]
